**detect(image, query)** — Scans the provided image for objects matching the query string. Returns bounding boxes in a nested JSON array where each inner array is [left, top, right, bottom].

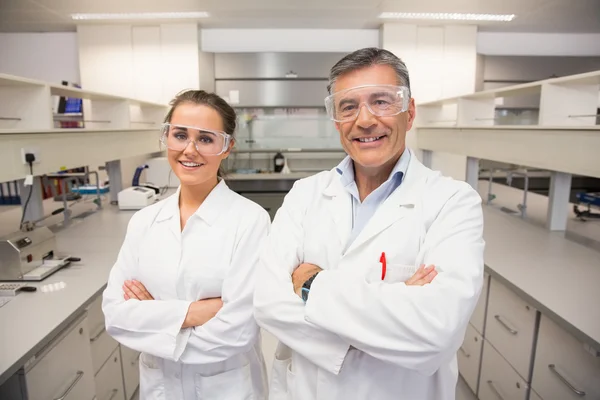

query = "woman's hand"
[[182, 298, 224, 329], [123, 280, 154, 301], [405, 264, 438, 286]]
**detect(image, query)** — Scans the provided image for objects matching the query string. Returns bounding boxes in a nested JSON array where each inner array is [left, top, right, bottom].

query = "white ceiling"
[[0, 0, 599, 33]]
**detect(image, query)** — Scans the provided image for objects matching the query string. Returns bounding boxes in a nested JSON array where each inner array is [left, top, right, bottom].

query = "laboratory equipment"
[[117, 186, 158, 210], [574, 192, 600, 220], [0, 297, 12, 308], [146, 157, 179, 188], [0, 226, 71, 281], [0, 282, 27, 296]]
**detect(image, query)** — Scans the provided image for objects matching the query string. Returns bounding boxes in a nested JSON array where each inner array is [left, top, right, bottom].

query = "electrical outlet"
[[21, 147, 40, 165]]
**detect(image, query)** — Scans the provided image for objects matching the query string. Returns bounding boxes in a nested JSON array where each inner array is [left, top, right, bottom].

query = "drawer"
[[95, 347, 126, 400], [479, 340, 529, 400], [25, 314, 96, 400], [485, 278, 537, 381], [86, 294, 105, 334], [458, 323, 483, 395], [87, 294, 120, 373], [120, 345, 140, 400], [470, 271, 489, 334], [90, 327, 119, 374], [529, 389, 543, 400], [531, 314, 600, 400]]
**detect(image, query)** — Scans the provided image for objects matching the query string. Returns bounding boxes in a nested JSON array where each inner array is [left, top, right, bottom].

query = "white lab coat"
[[103, 180, 270, 400], [254, 149, 485, 400]]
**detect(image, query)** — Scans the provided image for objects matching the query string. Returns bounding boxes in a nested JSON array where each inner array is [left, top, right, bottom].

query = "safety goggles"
[[324, 85, 411, 123], [159, 123, 232, 156]]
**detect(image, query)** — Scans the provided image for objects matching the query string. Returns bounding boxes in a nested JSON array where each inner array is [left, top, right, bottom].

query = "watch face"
[[301, 287, 310, 302]]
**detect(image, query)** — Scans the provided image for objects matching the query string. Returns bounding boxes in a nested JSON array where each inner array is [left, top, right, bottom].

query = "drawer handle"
[[548, 364, 586, 397], [459, 346, 471, 358], [54, 371, 84, 400], [107, 389, 119, 400], [494, 315, 518, 335], [487, 380, 505, 400], [132, 353, 141, 366], [90, 327, 106, 343]]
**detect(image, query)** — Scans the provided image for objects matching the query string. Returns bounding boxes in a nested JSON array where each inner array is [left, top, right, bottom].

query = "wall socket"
[[21, 147, 41, 165]]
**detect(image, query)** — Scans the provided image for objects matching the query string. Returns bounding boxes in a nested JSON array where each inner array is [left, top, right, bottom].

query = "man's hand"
[[182, 298, 224, 328], [123, 280, 154, 301], [405, 264, 438, 286], [292, 263, 323, 297]]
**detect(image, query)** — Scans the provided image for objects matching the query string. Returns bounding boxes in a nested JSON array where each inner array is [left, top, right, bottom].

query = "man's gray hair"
[[327, 48, 411, 96]]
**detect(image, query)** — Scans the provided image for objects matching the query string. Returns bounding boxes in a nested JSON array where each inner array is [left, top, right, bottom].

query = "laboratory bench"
[[0, 180, 599, 400]]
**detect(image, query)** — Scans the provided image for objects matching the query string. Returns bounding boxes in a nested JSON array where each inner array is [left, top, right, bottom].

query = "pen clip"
[[380, 252, 387, 281]]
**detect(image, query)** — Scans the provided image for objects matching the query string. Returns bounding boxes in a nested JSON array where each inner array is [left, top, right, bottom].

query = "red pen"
[[380, 252, 387, 281]]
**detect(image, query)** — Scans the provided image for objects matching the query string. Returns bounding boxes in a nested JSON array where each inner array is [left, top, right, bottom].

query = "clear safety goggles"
[[159, 123, 232, 156], [324, 85, 411, 123]]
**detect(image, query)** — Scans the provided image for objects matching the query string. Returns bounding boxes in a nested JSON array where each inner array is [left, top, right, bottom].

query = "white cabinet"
[[478, 340, 529, 400], [95, 347, 126, 400], [485, 278, 537, 381], [470, 272, 489, 335], [531, 315, 600, 400], [24, 313, 96, 400], [458, 324, 484, 395], [529, 389, 543, 400], [120, 346, 141, 400], [87, 294, 120, 374]]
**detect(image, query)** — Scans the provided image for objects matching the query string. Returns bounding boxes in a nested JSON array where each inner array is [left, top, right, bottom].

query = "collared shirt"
[[336, 149, 411, 247]]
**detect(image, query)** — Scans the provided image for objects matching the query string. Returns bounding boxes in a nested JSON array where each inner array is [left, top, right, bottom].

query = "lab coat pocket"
[[365, 263, 418, 284], [270, 344, 293, 400], [195, 364, 254, 400], [196, 277, 224, 300], [139, 353, 166, 400]]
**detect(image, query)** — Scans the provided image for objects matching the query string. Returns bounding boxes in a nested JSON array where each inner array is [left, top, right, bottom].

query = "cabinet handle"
[[131, 353, 141, 366], [487, 380, 505, 400], [107, 389, 119, 400], [459, 346, 471, 358], [548, 364, 586, 396], [494, 315, 518, 335], [90, 327, 106, 343], [54, 371, 84, 400]]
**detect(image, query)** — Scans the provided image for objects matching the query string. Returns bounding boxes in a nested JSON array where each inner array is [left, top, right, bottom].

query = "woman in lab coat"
[[102, 90, 270, 400]]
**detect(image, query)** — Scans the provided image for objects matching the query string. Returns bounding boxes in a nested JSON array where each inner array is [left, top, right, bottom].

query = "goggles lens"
[[325, 85, 410, 122], [160, 124, 231, 156]]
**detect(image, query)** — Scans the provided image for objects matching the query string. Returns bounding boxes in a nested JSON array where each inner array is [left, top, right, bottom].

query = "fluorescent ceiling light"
[[379, 12, 515, 22], [71, 12, 210, 21]]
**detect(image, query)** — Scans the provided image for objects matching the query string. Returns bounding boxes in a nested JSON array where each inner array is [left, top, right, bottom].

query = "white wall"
[[381, 24, 476, 181], [77, 23, 199, 104], [200, 29, 379, 52], [0, 33, 80, 84]]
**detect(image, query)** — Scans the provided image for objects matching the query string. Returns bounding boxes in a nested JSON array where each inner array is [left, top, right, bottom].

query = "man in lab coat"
[[254, 47, 485, 400]]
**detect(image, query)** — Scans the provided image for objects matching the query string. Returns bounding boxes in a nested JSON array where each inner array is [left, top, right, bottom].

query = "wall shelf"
[[0, 73, 169, 183]]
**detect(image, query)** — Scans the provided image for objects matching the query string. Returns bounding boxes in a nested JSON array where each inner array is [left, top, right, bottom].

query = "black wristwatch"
[[301, 272, 320, 302]]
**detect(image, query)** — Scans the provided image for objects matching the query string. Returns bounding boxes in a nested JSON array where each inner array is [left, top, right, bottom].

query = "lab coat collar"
[[155, 179, 230, 226], [323, 148, 429, 254]]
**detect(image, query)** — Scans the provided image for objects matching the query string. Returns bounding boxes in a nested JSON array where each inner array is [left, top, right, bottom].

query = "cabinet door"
[[470, 272, 489, 335], [485, 278, 537, 381], [478, 340, 528, 400], [119, 346, 140, 400], [25, 315, 96, 400], [531, 315, 600, 400], [95, 347, 125, 400], [458, 324, 484, 395]]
